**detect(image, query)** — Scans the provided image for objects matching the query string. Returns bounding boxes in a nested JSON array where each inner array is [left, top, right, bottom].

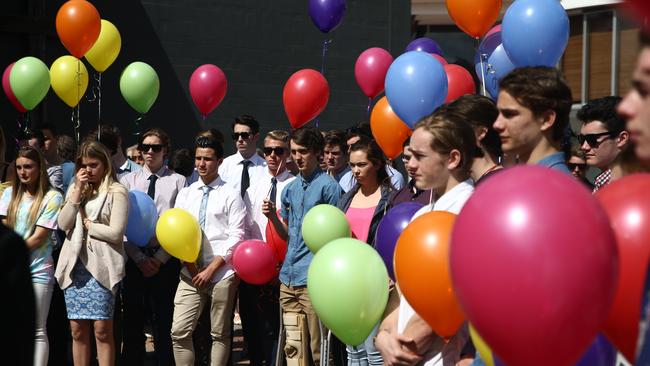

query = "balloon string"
[[97, 73, 102, 139], [71, 106, 81, 146], [320, 39, 333, 76], [366, 97, 372, 115], [74, 60, 82, 146], [477, 38, 488, 97], [134, 114, 145, 136], [15, 113, 27, 147]]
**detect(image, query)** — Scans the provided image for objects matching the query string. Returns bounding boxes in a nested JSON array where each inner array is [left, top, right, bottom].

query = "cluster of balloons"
[[1, 0, 162, 116]]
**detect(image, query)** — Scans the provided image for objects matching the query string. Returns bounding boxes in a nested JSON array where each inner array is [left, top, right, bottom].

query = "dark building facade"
[[1, 0, 410, 156]]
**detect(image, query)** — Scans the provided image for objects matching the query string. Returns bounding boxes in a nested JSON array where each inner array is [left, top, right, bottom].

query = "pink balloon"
[[431, 53, 448, 65], [484, 24, 502, 39], [354, 47, 393, 99], [450, 166, 618, 366], [189, 64, 227, 117], [2, 63, 27, 113], [232, 240, 279, 285]]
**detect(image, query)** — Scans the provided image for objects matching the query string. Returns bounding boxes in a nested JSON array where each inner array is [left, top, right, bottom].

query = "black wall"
[[1, 0, 410, 157]]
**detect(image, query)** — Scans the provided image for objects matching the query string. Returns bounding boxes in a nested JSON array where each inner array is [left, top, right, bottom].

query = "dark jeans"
[[239, 281, 280, 366], [121, 257, 180, 366]]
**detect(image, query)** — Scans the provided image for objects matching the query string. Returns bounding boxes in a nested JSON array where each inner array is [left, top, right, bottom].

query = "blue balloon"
[[126, 190, 158, 247], [474, 29, 502, 66], [405, 37, 444, 56], [475, 44, 516, 100], [575, 334, 617, 366], [502, 0, 569, 67], [385, 51, 448, 128], [308, 0, 347, 33]]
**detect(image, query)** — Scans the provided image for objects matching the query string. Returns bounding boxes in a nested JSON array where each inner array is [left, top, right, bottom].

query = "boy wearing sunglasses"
[[120, 128, 187, 365], [493, 67, 573, 173], [241, 130, 295, 366], [218, 115, 267, 196], [577, 96, 628, 192]]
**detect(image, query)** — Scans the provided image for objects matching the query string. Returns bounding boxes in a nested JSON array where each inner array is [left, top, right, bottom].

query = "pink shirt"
[[345, 206, 376, 243]]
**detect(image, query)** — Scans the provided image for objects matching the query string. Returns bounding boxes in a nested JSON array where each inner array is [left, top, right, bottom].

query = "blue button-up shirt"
[[279, 168, 342, 286]]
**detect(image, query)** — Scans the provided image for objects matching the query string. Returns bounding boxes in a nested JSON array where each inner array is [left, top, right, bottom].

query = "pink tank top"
[[345, 206, 377, 243]]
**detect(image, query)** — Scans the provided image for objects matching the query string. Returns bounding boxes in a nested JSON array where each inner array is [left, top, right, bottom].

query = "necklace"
[[478, 164, 502, 181]]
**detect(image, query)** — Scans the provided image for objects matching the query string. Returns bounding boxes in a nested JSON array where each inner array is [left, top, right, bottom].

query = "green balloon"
[[120, 61, 160, 114], [9, 56, 50, 111], [307, 238, 389, 346], [302, 204, 350, 253]]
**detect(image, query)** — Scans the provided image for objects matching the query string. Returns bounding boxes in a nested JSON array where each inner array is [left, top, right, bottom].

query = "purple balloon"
[[405, 37, 443, 56], [308, 0, 347, 33], [575, 334, 616, 366], [375, 202, 424, 280]]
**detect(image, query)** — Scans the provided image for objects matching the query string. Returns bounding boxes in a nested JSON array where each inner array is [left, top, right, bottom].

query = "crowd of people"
[[3, 33, 650, 366]]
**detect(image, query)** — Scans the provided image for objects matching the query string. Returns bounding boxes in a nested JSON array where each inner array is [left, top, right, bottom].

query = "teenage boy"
[[493, 67, 573, 173], [264, 127, 343, 366], [171, 135, 246, 366]]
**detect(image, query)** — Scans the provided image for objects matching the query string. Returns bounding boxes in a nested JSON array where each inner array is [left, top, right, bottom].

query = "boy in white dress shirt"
[[171, 135, 246, 366]]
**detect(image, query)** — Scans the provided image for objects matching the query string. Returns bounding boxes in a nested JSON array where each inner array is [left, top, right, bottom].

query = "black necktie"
[[147, 175, 158, 199], [269, 177, 278, 204], [240, 160, 252, 198]]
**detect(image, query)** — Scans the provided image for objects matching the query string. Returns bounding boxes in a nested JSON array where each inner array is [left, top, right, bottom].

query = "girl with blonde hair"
[[55, 140, 129, 366], [0, 145, 64, 366]]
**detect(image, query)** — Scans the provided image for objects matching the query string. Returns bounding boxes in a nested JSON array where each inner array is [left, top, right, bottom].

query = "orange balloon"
[[394, 211, 464, 338], [446, 0, 502, 39], [56, 0, 101, 58], [370, 96, 412, 160]]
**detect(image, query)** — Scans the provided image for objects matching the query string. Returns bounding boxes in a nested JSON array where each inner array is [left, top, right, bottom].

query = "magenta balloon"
[[354, 47, 393, 99], [232, 240, 279, 285], [189, 64, 227, 117], [2, 63, 27, 113], [450, 166, 618, 366]]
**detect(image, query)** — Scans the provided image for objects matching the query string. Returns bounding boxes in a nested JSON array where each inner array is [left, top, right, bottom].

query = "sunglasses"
[[231, 132, 251, 140], [263, 147, 286, 156], [138, 144, 164, 153], [567, 162, 587, 171], [577, 132, 615, 148]]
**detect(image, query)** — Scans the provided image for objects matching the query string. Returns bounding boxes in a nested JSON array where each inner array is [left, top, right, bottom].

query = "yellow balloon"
[[469, 324, 495, 366], [85, 19, 121, 72], [50, 55, 89, 108], [156, 208, 201, 263]]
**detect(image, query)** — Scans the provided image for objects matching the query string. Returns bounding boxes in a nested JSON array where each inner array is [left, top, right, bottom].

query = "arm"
[[24, 226, 53, 251], [375, 307, 423, 366], [87, 186, 129, 244], [401, 313, 437, 355]]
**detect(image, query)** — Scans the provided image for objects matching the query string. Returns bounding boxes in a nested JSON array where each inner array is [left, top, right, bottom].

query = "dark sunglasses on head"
[[263, 147, 286, 156], [138, 144, 164, 153], [567, 162, 587, 170], [577, 132, 615, 148], [231, 132, 251, 140]]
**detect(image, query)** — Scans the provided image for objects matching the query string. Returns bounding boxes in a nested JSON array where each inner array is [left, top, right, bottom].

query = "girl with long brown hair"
[[55, 140, 129, 366], [0, 145, 64, 366]]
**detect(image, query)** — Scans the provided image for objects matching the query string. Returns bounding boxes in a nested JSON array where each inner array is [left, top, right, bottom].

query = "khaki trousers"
[[170, 274, 239, 366], [279, 284, 321, 366]]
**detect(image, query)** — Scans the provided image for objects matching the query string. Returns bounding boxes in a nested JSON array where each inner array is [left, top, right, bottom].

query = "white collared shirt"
[[397, 179, 474, 366], [243, 169, 295, 241], [174, 176, 247, 283], [218, 151, 267, 192]]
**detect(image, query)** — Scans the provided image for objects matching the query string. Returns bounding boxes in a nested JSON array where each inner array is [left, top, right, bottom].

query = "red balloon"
[[451, 166, 618, 366], [189, 64, 227, 117], [232, 240, 279, 285], [444, 64, 475, 103], [596, 174, 650, 361], [282, 69, 329, 128], [265, 209, 287, 262], [2, 63, 27, 113], [354, 47, 393, 99], [431, 53, 448, 65], [55, 0, 101, 58]]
